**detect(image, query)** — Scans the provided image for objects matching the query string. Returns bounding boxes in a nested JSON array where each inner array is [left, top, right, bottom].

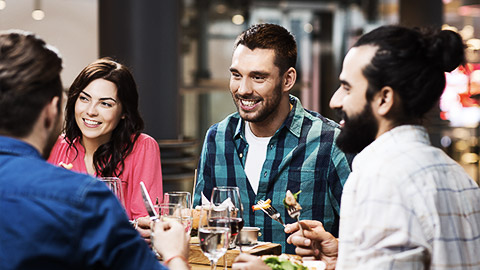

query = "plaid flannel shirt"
[[193, 95, 354, 253]]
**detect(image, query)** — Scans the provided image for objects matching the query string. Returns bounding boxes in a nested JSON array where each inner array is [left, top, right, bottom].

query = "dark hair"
[[234, 23, 297, 75], [0, 30, 63, 137], [354, 25, 465, 123], [64, 57, 144, 177]]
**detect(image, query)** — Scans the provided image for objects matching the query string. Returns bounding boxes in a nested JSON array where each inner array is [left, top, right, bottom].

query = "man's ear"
[[283, 67, 297, 92], [373, 86, 395, 116], [44, 96, 60, 129]]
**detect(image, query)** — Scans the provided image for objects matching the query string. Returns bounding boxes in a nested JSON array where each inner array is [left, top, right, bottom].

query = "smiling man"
[[193, 23, 354, 253]]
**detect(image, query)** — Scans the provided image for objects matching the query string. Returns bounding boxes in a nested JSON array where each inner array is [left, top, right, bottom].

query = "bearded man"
[[193, 23, 354, 253]]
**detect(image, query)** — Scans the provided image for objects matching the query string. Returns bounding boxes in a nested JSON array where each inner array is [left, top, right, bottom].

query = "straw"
[[191, 168, 197, 208]]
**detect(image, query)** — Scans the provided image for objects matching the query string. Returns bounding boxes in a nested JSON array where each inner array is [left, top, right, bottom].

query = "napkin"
[[195, 192, 235, 211]]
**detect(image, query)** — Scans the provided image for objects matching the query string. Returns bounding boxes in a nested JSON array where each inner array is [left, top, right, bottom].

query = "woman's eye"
[[101, 102, 113, 107], [79, 96, 88, 102]]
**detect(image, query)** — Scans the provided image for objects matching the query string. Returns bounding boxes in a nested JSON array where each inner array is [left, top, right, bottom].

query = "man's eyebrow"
[[250, 71, 269, 77], [339, 79, 351, 87]]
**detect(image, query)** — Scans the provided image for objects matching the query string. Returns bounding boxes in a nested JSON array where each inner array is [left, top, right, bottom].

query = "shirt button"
[[239, 153, 243, 158], [264, 171, 267, 177], [269, 144, 274, 149]]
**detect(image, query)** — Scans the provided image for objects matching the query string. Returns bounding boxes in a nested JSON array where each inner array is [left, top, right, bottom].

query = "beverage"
[[199, 227, 229, 261], [229, 218, 244, 236], [209, 217, 244, 236]]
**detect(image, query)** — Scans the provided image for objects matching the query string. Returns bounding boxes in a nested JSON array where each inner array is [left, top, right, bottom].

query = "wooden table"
[[189, 242, 282, 269]]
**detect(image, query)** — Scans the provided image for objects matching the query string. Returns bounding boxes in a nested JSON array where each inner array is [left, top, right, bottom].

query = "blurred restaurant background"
[[1, 0, 480, 190]]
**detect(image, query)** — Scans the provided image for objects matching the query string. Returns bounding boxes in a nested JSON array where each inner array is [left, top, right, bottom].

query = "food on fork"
[[283, 190, 302, 210], [252, 198, 272, 211], [59, 162, 73, 170]]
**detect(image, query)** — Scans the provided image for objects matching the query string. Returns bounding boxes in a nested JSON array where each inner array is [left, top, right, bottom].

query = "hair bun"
[[428, 29, 465, 72]]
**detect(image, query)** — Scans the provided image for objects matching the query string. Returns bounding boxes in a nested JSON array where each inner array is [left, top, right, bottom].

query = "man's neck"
[[248, 96, 292, 137]]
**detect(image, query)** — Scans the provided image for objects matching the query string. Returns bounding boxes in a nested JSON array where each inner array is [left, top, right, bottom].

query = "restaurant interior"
[[1, 0, 480, 190]]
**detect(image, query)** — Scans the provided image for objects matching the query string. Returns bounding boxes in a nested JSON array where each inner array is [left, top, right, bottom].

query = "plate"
[[302, 260, 326, 270]]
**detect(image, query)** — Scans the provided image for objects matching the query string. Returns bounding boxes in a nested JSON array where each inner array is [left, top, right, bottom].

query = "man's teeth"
[[84, 119, 100, 125], [241, 100, 256, 106]]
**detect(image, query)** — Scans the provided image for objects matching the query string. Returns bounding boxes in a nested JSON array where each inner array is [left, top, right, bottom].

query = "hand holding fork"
[[286, 204, 305, 237]]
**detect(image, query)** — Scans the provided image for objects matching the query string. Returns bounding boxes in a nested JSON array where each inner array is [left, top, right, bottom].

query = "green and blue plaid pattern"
[[193, 95, 354, 253]]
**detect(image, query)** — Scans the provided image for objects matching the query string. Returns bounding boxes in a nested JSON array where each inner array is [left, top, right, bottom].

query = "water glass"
[[164, 191, 193, 234], [155, 203, 182, 223], [198, 205, 230, 270], [99, 177, 125, 207]]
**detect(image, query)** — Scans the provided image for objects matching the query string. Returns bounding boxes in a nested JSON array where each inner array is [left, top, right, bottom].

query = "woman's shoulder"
[[131, 133, 159, 152]]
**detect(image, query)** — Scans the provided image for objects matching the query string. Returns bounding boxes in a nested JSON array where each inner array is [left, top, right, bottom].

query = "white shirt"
[[244, 122, 271, 194], [337, 125, 480, 269]]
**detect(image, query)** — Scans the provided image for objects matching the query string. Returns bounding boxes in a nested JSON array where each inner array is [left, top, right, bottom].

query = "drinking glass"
[[198, 205, 230, 270], [99, 177, 125, 207], [210, 186, 244, 250], [155, 203, 182, 223], [164, 191, 193, 234]]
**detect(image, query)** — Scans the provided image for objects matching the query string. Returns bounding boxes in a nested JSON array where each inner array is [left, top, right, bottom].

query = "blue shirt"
[[0, 136, 165, 270], [194, 95, 354, 253]]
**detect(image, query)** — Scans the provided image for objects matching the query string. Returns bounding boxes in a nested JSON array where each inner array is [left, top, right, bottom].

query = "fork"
[[258, 200, 285, 227], [287, 205, 304, 237]]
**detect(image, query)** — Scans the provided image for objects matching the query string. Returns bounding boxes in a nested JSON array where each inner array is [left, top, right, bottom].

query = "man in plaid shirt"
[[193, 23, 353, 253]]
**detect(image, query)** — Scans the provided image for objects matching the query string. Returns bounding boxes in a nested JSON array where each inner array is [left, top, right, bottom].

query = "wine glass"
[[210, 186, 244, 250], [99, 177, 126, 208], [198, 205, 230, 270], [164, 191, 193, 234]]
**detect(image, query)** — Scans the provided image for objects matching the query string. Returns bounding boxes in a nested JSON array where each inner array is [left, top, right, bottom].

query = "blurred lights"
[[232, 14, 244, 25], [0, 0, 6, 10], [215, 4, 227, 14], [440, 136, 452, 148], [303, 23, 313, 33], [32, 0, 44, 21], [32, 9, 44, 20], [461, 153, 479, 164]]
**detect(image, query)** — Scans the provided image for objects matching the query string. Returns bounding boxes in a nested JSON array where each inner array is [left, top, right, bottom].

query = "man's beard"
[[336, 102, 378, 154], [234, 81, 283, 123], [42, 114, 62, 159]]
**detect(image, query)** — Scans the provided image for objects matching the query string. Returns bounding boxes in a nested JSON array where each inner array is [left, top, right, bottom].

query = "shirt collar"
[[353, 125, 430, 167], [233, 94, 305, 140], [0, 135, 42, 159]]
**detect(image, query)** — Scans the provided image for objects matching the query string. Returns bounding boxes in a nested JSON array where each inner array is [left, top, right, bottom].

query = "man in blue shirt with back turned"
[[193, 23, 354, 253], [0, 30, 189, 270]]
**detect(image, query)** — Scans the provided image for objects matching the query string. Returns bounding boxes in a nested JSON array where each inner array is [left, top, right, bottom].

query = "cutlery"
[[287, 205, 304, 236], [257, 200, 285, 227], [140, 181, 159, 220]]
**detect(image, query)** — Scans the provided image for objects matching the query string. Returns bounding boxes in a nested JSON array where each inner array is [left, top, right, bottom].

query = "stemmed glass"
[[210, 187, 244, 250], [198, 205, 230, 270], [163, 191, 193, 234]]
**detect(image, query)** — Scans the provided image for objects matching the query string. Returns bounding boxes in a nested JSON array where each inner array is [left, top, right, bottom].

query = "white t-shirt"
[[244, 122, 271, 194]]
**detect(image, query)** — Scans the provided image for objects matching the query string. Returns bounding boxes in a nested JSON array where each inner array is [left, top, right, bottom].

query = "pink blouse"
[[48, 133, 163, 219]]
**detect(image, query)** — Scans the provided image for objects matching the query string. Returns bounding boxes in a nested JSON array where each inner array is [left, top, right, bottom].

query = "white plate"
[[302, 260, 326, 270]]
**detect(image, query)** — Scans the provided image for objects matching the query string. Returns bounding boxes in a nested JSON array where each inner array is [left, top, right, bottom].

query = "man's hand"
[[285, 220, 338, 269], [136, 216, 153, 245], [232, 253, 271, 270], [152, 220, 190, 270]]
